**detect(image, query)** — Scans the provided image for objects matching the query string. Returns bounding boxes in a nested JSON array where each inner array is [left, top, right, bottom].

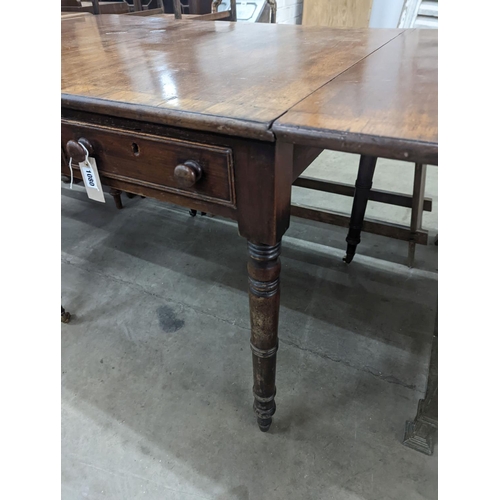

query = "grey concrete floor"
[[62, 151, 438, 500]]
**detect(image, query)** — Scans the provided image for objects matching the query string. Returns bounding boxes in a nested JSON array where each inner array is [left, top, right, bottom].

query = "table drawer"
[[61, 122, 236, 208]]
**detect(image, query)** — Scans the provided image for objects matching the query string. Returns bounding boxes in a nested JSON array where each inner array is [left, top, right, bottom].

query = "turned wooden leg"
[[61, 305, 71, 323], [403, 308, 438, 455], [247, 241, 281, 432], [344, 155, 378, 263], [109, 188, 123, 210]]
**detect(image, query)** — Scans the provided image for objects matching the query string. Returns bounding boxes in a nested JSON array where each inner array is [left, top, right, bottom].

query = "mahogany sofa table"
[[61, 15, 438, 433]]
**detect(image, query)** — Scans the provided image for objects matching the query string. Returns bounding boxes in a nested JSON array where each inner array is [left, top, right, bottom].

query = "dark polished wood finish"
[[275, 29, 438, 166], [343, 155, 377, 264], [61, 16, 401, 141], [62, 122, 236, 209], [276, 29, 437, 266], [61, 16, 437, 432], [65, 138, 94, 163], [247, 241, 281, 432], [109, 188, 123, 209], [174, 160, 203, 188]]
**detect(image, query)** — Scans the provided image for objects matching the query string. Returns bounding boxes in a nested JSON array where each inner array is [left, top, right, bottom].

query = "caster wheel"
[[189, 209, 197, 217]]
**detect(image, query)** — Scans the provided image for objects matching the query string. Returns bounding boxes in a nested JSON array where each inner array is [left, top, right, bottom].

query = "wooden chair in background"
[[61, 0, 130, 15], [61, 0, 165, 16], [61, 0, 238, 209], [127, 0, 165, 16], [175, 0, 237, 21]]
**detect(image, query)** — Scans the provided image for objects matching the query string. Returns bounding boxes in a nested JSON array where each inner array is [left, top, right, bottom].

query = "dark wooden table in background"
[[61, 15, 437, 436]]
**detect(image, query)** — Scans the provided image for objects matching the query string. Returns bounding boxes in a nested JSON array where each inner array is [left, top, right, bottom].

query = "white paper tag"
[[79, 157, 105, 203], [81, 164, 98, 190]]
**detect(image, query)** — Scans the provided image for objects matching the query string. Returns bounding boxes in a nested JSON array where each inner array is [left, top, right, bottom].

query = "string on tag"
[[67, 142, 90, 190], [68, 157, 74, 190], [79, 141, 90, 165]]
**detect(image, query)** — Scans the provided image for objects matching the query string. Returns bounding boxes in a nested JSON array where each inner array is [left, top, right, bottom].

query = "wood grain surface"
[[274, 29, 438, 164], [61, 121, 236, 206], [303, 0, 373, 28], [61, 15, 401, 140]]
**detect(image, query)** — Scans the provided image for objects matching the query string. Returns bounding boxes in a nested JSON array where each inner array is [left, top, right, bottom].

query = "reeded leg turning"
[[344, 155, 378, 263], [247, 241, 281, 432]]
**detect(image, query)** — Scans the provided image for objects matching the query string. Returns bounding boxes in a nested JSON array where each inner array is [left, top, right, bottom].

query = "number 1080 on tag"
[[78, 157, 105, 203], [82, 165, 98, 189]]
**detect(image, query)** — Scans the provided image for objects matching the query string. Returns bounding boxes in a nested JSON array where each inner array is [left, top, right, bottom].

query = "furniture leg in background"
[[408, 163, 427, 267], [291, 162, 432, 267], [343, 159, 429, 266], [343, 155, 377, 263], [267, 0, 277, 23], [403, 308, 438, 455], [109, 188, 123, 210]]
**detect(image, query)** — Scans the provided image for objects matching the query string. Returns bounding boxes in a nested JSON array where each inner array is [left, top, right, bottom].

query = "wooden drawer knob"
[[65, 138, 94, 163], [174, 161, 202, 188]]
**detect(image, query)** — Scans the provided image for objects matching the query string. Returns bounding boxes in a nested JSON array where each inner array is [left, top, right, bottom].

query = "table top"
[[61, 15, 403, 141], [274, 29, 438, 164], [62, 15, 437, 160]]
